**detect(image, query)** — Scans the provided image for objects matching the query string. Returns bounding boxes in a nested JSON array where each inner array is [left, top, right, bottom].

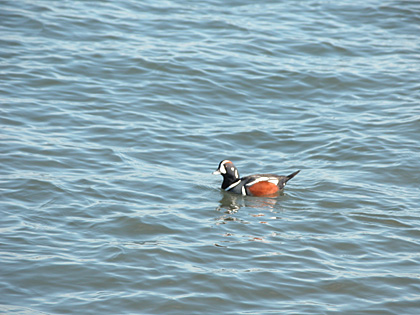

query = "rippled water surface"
[[1, 0, 420, 314]]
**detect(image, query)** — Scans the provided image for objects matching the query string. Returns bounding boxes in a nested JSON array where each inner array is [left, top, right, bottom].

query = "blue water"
[[1, 0, 420, 314]]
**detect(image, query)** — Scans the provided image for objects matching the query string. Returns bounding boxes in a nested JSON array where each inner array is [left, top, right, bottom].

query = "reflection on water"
[[216, 191, 281, 213], [216, 192, 245, 213], [214, 192, 285, 245], [215, 191, 285, 226]]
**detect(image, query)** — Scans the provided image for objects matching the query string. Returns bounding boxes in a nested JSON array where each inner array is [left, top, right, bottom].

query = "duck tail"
[[286, 170, 300, 182]]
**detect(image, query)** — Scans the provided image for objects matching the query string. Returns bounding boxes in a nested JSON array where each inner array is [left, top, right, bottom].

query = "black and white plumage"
[[213, 160, 300, 196]]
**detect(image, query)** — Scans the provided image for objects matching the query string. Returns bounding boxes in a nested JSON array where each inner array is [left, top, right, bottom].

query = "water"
[[1, 0, 420, 314]]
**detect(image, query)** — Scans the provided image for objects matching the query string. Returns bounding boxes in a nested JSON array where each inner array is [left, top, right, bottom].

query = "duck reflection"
[[216, 191, 281, 213], [214, 192, 286, 244]]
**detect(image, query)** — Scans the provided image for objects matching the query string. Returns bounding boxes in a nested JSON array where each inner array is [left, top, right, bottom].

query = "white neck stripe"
[[225, 180, 241, 190]]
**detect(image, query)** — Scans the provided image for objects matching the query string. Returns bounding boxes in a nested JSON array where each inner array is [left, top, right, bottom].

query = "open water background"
[[1, 0, 420, 314]]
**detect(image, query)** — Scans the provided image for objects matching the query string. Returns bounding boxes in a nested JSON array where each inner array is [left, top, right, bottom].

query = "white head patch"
[[219, 163, 226, 174]]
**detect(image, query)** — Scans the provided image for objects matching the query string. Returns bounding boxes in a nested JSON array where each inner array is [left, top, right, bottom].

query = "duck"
[[213, 160, 300, 196]]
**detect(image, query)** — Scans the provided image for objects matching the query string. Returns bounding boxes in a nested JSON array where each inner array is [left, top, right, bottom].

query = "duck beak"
[[212, 170, 221, 175]]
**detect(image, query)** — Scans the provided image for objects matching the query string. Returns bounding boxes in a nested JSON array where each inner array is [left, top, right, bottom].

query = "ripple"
[[1, 0, 420, 314]]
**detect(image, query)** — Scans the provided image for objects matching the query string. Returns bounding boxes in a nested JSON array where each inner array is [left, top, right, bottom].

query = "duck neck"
[[221, 176, 240, 190]]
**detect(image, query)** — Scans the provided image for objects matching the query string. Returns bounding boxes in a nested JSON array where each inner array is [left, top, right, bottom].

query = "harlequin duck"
[[213, 160, 300, 196]]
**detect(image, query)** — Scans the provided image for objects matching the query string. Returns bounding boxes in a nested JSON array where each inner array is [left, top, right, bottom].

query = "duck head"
[[213, 160, 240, 189]]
